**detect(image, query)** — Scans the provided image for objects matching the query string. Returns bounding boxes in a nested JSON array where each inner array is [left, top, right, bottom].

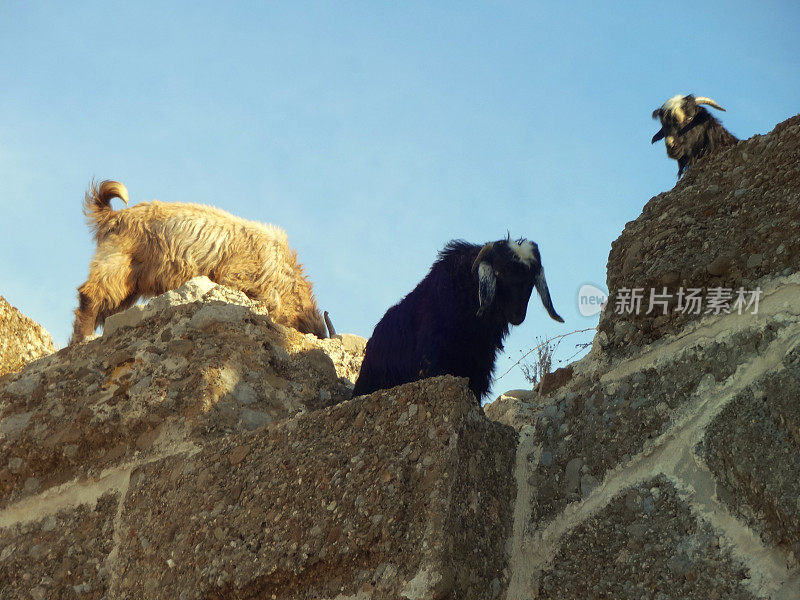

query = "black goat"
[[652, 94, 739, 177], [352, 237, 564, 400]]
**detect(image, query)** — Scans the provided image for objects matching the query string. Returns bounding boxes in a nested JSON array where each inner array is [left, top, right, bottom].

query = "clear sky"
[[1, 2, 798, 398]]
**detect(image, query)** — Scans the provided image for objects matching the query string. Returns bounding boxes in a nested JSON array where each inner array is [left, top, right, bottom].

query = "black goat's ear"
[[652, 128, 665, 143], [476, 262, 496, 317]]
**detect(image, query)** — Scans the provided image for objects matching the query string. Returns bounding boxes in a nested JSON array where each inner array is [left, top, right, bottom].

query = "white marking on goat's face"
[[660, 95, 688, 124], [508, 239, 537, 266], [662, 95, 685, 111]]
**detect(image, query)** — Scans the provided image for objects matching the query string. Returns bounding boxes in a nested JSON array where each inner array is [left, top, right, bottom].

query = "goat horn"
[[323, 311, 336, 337], [694, 97, 726, 112], [98, 180, 130, 205], [535, 268, 564, 323], [471, 242, 495, 274]]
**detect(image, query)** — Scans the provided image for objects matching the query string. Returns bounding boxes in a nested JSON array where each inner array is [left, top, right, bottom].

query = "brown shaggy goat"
[[70, 180, 328, 344]]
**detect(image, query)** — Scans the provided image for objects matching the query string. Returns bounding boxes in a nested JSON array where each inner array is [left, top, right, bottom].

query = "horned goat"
[[70, 180, 328, 344], [652, 94, 739, 177], [352, 237, 564, 400]]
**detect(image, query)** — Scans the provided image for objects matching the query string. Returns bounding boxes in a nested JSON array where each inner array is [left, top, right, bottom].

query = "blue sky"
[[1, 2, 798, 397]]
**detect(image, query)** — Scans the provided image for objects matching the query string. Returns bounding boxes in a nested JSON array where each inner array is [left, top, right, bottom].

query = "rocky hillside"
[[1, 115, 799, 599], [0, 296, 55, 378]]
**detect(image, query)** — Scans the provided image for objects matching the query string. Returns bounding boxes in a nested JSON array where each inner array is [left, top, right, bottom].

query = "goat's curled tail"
[[84, 179, 129, 230]]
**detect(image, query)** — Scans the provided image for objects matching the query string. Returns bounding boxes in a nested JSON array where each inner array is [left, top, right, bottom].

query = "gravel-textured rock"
[[0, 493, 118, 599], [538, 478, 754, 600], [0, 295, 56, 377], [114, 376, 516, 600], [702, 346, 800, 555], [521, 323, 782, 523]]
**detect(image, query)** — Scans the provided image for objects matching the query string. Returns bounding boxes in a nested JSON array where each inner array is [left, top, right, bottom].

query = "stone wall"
[[0, 279, 515, 599], [486, 115, 800, 600], [489, 269, 800, 599], [2, 115, 800, 599]]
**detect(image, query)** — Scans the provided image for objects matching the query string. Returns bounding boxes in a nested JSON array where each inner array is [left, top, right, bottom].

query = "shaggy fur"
[[70, 180, 327, 344], [352, 238, 564, 400], [652, 94, 739, 177]]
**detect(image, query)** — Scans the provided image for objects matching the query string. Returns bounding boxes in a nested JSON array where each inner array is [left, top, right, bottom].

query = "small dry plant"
[[497, 328, 595, 390], [520, 336, 560, 387]]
